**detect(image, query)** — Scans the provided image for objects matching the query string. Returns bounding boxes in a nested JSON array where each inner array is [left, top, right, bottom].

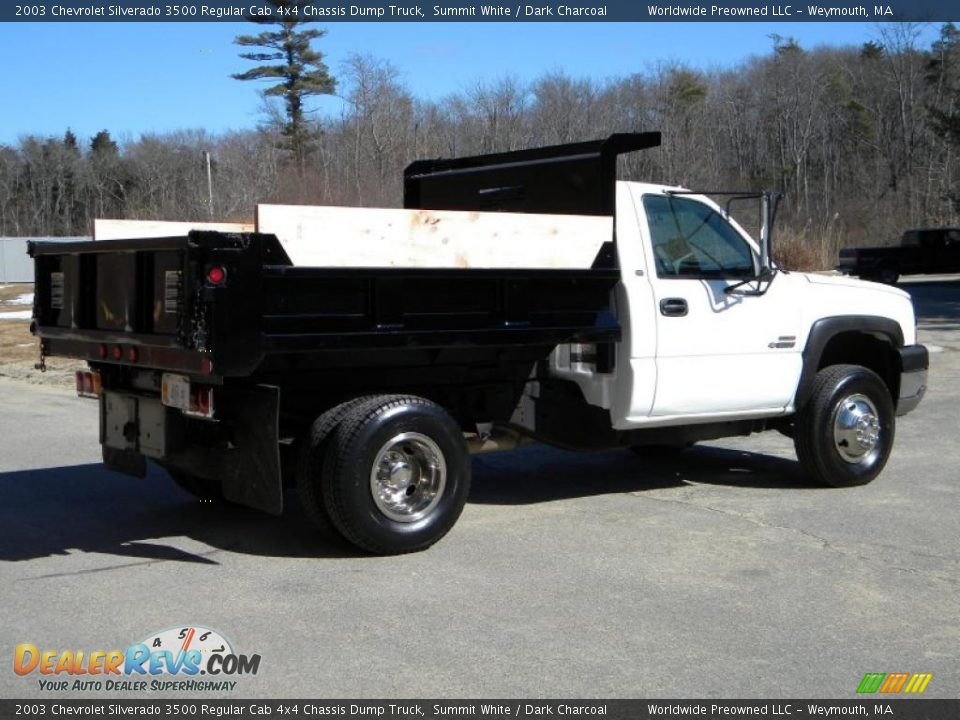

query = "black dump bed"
[[30, 232, 620, 379], [29, 133, 662, 380]]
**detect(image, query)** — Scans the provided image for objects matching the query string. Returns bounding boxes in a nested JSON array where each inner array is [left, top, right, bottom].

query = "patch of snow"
[[0, 310, 32, 320], [8, 293, 34, 305]]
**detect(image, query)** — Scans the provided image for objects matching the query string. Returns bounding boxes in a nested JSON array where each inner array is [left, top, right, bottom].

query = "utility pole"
[[204, 151, 214, 219]]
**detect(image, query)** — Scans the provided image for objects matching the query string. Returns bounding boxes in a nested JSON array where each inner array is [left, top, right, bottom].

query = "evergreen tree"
[[232, 1, 336, 167], [63, 129, 79, 154], [91, 130, 118, 157], [89, 130, 124, 219]]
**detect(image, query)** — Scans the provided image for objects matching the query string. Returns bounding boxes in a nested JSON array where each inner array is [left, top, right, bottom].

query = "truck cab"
[[554, 182, 922, 427]]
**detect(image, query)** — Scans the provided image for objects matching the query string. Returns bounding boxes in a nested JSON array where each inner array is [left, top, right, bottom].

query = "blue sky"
[[0, 21, 944, 144]]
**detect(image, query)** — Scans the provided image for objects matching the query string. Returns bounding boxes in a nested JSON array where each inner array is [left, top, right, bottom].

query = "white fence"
[[0, 237, 90, 283]]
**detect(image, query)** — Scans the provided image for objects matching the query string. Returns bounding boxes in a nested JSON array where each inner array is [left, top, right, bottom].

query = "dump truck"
[[29, 133, 929, 554]]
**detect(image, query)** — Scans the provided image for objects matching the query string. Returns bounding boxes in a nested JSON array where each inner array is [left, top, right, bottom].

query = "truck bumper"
[[897, 344, 928, 416]]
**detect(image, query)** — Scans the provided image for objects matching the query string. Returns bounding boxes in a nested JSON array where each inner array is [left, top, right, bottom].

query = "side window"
[[643, 195, 756, 279], [945, 230, 960, 246]]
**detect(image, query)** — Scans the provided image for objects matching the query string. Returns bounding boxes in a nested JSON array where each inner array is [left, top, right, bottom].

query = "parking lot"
[[1, 277, 957, 699]]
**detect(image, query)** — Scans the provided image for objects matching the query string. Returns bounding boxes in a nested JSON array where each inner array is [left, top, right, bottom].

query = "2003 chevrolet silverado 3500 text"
[[29, 133, 929, 554]]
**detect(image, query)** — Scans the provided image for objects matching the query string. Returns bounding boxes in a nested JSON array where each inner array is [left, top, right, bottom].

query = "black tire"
[[296, 396, 377, 538], [876, 263, 899, 284], [166, 468, 223, 502], [321, 395, 470, 555], [794, 364, 895, 487], [630, 443, 694, 458]]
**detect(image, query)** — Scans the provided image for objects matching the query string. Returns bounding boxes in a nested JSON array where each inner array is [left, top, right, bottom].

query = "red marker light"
[[111, 345, 123, 360], [201, 357, 214, 375], [75, 371, 101, 398], [98, 344, 108, 359], [126, 346, 139, 363], [206, 266, 226, 285]]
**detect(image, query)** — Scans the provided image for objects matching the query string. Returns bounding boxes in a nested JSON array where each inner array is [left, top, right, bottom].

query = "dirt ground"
[[0, 284, 80, 387]]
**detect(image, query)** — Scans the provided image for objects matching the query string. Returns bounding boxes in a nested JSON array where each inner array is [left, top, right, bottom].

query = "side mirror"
[[758, 191, 782, 274]]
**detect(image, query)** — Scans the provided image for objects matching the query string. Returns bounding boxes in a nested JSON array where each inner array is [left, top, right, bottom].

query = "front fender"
[[794, 316, 904, 409]]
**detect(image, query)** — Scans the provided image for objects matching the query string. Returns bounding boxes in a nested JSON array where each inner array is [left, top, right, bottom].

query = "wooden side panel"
[[93, 219, 253, 241], [255, 204, 612, 269]]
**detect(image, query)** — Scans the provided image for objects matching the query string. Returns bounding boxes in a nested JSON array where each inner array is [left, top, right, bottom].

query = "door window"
[[643, 195, 756, 279]]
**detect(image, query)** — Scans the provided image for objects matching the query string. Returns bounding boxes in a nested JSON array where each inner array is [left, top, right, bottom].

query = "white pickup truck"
[[30, 133, 928, 554]]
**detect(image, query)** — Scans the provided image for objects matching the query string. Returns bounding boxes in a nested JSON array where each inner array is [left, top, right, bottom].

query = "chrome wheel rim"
[[832, 393, 881, 464], [370, 432, 446, 523]]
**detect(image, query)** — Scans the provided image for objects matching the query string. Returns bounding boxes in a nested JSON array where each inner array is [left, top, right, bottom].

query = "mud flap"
[[102, 446, 147, 478], [219, 384, 283, 515]]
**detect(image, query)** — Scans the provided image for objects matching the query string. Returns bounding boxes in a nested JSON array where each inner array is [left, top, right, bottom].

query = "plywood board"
[[256, 204, 612, 269], [93, 219, 253, 241]]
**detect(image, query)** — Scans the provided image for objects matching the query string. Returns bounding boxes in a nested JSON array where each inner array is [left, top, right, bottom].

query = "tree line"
[[0, 23, 958, 270]]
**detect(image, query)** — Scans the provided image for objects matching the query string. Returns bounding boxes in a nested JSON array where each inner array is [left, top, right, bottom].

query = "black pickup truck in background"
[[838, 227, 960, 284]]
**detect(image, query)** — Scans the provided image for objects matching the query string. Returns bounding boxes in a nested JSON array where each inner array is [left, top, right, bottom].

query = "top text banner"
[[5, 0, 959, 22]]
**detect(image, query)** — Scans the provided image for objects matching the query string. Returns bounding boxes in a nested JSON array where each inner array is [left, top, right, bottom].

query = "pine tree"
[[232, 1, 336, 167], [90, 130, 118, 157], [63, 129, 79, 154]]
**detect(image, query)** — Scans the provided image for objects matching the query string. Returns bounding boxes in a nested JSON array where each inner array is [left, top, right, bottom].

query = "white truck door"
[[631, 187, 803, 418]]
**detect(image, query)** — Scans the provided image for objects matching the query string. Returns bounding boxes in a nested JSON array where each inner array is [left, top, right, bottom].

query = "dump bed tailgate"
[[28, 232, 261, 377]]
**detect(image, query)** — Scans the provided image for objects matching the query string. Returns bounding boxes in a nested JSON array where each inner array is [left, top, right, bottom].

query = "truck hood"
[[800, 271, 911, 299], [792, 272, 917, 345]]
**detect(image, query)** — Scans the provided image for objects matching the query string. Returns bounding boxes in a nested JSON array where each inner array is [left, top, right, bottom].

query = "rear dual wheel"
[[295, 396, 377, 536], [298, 395, 470, 555]]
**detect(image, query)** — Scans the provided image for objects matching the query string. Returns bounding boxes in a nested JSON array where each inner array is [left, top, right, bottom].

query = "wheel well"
[[817, 331, 900, 401]]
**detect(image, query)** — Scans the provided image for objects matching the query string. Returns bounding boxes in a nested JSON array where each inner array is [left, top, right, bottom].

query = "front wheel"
[[794, 364, 895, 487], [321, 395, 471, 555]]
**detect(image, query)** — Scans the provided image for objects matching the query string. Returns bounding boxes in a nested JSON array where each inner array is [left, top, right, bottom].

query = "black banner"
[[1, 700, 959, 720], [4, 0, 960, 22]]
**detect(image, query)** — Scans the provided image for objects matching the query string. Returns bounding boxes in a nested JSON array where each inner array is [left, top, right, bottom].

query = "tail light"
[[75, 370, 102, 399], [186, 386, 214, 419], [206, 265, 227, 285]]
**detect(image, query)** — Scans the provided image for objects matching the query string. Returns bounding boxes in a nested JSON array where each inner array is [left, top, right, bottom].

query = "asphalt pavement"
[[0, 276, 957, 699]]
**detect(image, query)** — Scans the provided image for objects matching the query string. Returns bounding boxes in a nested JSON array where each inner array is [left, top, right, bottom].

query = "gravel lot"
[[0, 276, 957, 699]]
